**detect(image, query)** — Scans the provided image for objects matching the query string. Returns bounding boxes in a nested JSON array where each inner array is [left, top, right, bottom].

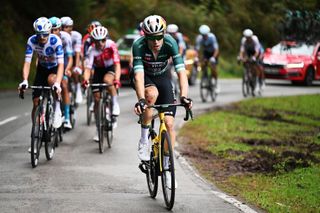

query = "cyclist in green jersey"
[[132, 15, 193, 187]]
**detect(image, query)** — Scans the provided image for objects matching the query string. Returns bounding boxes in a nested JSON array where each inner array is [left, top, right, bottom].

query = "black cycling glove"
[[180, 96, 193, 108], [135, 98, 147, 114]]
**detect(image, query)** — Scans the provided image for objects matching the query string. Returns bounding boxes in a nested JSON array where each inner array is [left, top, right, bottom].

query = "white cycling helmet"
[[142, 15, 166, 35], [167, 24, 179, 33], [49, 17, 62, 29], [60, 16, 74, 26], [91, 26, 108, 40], [199, 24, 210, 35], [33, 17, 52, 34], [243, 29, 253, 37]]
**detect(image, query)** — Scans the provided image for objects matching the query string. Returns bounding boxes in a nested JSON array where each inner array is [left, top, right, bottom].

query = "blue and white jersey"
[[71, 31, 82, 55], [60, 31, 73, 67], [25, 34, 64, 69], [195, 33, 219, 53]]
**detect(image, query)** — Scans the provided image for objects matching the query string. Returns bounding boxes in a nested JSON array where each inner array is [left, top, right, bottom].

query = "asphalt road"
[[0, 79, 319, 213]]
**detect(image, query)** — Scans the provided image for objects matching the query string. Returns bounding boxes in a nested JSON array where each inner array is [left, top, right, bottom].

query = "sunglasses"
[[94, 39, 106, 43], [146, 35, 164, 41], [36, 34, 49, 39]]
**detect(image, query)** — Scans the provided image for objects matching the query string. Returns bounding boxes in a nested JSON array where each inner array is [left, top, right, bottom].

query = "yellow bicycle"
[[139, 103, 193, 210]]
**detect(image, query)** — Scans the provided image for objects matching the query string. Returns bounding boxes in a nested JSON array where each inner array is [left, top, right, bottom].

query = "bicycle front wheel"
[[146, 144, 159, 198], [97, 99, 105, 153], [160, 130, 175, 210], [200, 76, 210, 102], [105, 98, 113, 148], [31, 106, 43, 168], [242, 72, 250, 97]]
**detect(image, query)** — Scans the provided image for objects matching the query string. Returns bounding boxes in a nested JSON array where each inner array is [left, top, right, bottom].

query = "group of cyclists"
[[18, 14, 264, 189]]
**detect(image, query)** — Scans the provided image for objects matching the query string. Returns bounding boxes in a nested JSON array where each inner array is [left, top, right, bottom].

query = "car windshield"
[[117, 38, 135, 50], [271, 43, 315, 56]]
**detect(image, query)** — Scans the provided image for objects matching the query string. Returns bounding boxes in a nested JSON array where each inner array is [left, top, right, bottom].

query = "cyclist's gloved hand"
[[180, 96, 192, 109], [180, 96, 193, 109], [81, 80, 89, 89], [134, 98, 147, 115], [209, 56, 216, 65], [73, 66, 83, 75], [251, 56, 256, 62], [52, 82, 62, 93], [113, 79, 121, 89], [18, 80, 28, 89]]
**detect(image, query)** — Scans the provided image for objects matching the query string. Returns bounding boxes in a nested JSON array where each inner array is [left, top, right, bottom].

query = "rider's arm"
[[195, 35, 202, 52], [83, 47, 94, 81], [252, 35, 260, 59], [132, 40, 145, 100], [65, 34, 74, 75], [73, 32, 83, 68], [111, 41, 121, 81], [239, 37, 246, 60], [55, 40, 65, 84], [22, 62, 31, 81], [23, 37, 35, 81], [212, 34, 219, 58]]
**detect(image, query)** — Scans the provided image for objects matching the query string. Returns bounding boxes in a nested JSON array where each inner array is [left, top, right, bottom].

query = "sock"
[[77, 83, 81, 92], [140, 126, 149, 143], [64, 104, 70, 120], [112, 95, 118, 104], [55, 100, 61, 113]]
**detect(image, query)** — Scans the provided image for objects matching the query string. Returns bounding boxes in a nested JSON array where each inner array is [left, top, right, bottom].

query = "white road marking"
[[0, 116, 18, 126]]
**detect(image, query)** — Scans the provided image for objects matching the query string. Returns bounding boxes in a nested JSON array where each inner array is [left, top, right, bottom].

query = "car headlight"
[[286, 62, 304, 69]]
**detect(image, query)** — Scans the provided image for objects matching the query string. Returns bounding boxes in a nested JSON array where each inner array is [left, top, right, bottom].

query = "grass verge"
[[178, 94, 320, 213]]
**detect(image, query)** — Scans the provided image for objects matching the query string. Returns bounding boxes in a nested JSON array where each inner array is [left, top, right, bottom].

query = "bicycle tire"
[[105, 97, 113, 148], [160, 130, 175, 210], [210, 78, 217, 102], [86, 88, 93, 126], [242, 72, 249, 97], [146, 144, 159, 198], [45, 102, 55, 160], [98, 99, 105, 153], [200, 76, 210, 102], [31, 106, 42, 168]]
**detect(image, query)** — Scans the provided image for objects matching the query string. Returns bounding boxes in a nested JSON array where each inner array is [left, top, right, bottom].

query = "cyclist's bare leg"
[[31, 98, 40, 124], [143, 86, 158, 124], [48, 74, 62, 119], [103, 73, 116, 96], [61, 78, 70, 104], [164, 115, 175, 150]]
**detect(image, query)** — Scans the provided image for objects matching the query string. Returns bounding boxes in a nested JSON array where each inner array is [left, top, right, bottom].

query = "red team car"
[[263, 41, 320, 85]]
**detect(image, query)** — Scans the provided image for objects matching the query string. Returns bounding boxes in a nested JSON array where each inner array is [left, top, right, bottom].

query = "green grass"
[[224, 167, 320, 213], [179, 94, 320, 213]]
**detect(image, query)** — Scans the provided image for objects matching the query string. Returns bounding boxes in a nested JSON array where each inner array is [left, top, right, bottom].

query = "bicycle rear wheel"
[[160, 130, 175, 210], [97, 99, 105, 153], [31, 106, 43, 168], [105, 97, 113, 148], [146, 144, 159, 198]]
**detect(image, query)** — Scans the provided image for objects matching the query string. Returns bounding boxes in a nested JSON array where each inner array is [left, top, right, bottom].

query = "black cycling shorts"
[[92, 65, 115, 93], [32, 65, 57, 99], [144, 71, 176, 117], [203, 50, 219, 64]]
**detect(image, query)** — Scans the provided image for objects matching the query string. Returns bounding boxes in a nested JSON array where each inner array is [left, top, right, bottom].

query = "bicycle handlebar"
[[19, 85, 52, 99], [88, 83, 113, 87], [147, 103, 193, 121]]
